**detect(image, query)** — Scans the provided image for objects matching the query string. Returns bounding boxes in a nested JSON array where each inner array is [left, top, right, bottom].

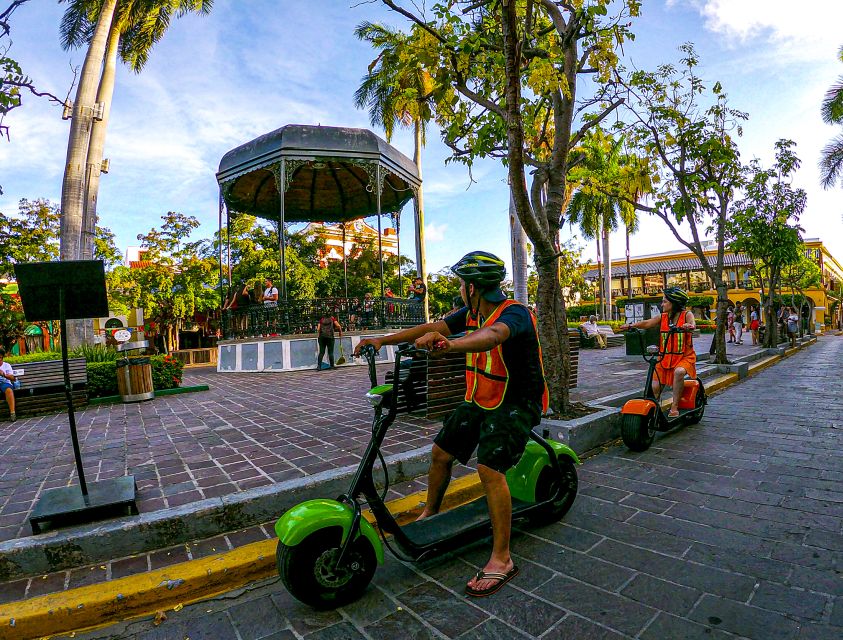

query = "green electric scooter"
[[274, 343, 580, 608]]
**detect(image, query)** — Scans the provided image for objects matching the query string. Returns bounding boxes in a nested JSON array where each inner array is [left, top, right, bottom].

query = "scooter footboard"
[[507, 439, 579, 503], [274, 499, 384, 564]]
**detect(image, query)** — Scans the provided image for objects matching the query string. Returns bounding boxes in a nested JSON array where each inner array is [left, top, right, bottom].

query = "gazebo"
[[215, 124, 426, 343]]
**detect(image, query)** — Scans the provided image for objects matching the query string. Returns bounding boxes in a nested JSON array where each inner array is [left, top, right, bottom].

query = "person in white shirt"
[[262, 278, 279, 307], [581, 315, 607, 348], [0, 348, 17, 422]]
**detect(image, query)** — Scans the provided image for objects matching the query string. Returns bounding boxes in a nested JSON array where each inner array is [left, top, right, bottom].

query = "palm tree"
[[820, 45, 843, 191], [566, 129, 635, 319], [61, 0, 213, 264], [354, 21, 434, 316]]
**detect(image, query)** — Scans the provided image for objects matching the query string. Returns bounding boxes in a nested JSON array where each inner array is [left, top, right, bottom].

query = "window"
[[689, 271, 709, 292], [644, 274, 663, 294], [666, 272, 687, 288]]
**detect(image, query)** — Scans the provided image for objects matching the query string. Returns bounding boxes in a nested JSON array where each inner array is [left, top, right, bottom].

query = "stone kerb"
[[0, 445, 432, 581]]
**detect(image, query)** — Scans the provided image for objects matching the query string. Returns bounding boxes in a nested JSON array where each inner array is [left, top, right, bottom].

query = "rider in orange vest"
[[620, 287, 697, 417], [356, 251, 547, 598]]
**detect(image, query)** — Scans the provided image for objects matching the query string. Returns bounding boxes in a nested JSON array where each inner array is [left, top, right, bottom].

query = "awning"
[[585, 252, 753, 279]]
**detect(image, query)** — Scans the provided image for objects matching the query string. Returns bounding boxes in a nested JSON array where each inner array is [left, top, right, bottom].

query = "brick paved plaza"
[[56, 335, 843, 639], [0, 335, 762, 543]]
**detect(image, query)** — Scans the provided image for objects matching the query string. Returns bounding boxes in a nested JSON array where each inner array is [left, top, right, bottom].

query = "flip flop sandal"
[[465, 566, 519, 598], [668, 409, 680, 418]]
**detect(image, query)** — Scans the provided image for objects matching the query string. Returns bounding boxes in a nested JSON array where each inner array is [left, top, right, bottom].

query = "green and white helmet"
[[451, 251, 507, 302]]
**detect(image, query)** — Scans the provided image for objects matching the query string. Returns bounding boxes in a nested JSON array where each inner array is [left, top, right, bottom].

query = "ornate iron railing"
[[221, 297, 425, 340]]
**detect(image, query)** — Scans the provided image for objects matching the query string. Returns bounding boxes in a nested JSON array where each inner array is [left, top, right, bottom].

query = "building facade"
[[302, 220, 398, 266], [585, 239, 843, 331]]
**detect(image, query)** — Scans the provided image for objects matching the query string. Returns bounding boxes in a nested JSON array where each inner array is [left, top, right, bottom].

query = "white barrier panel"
[[217, 335, 395, 372]]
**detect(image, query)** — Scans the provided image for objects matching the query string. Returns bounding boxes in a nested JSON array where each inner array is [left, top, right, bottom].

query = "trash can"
[[116, 340, 155, 402]]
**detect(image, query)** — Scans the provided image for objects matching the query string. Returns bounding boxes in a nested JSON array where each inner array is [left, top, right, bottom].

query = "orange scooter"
[[619, 327, 706, 451]]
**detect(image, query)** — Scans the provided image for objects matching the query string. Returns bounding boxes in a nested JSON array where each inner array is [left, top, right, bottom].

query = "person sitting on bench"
[[580, 315, 607, 349], [0, 348, 17, 422]]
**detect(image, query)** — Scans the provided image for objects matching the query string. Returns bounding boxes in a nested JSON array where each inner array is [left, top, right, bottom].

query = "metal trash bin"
[[116, 340, 155, 402]]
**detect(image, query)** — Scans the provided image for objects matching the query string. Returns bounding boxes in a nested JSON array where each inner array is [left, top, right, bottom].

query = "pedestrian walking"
[[316, 312, 342, 369], [787, 307, 799, 348], [733, 303, 744, 345], [727, 307, 736, 343], [749, 305, 760, 345]]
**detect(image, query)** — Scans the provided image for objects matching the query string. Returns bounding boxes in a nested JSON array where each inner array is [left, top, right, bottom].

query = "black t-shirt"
[[444, 303, 544, 410], [411, 282, 427, 301]]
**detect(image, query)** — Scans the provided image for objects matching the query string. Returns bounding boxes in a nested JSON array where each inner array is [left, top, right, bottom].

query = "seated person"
[[619, 287, 696, 418], [409, 277, 427, 302], [580, 315, 607, 348], [0, 348, 17, 422]]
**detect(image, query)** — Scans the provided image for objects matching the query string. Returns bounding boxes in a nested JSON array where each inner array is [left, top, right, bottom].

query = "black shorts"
[[434, 401, 539, 474]]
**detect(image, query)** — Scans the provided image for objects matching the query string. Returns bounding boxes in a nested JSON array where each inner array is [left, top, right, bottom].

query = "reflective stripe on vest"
[[659, 310, 693, 369], [464, 300, 549, 413]]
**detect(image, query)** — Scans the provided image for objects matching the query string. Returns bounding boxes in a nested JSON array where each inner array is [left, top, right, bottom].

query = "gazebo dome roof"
[[216, 124, 420, 223]]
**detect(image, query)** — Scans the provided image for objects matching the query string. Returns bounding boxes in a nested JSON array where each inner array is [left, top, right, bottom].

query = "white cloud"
[[679, 0, 843, 61], [425, 221, 448, 243]]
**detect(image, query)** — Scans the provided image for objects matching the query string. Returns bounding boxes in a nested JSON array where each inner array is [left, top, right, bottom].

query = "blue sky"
[[2, 0, 842, 276]]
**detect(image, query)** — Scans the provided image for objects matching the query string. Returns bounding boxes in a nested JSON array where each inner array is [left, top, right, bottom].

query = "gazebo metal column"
[[277, 158, 287, 300], [376, 165, 385, 299]]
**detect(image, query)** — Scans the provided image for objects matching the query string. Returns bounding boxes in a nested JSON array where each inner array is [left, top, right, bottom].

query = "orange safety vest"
[[659, 311, 695, 369], [465, 300, 549, 412]]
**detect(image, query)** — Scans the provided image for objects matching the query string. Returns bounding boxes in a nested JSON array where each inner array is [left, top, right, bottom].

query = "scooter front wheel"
[[530, 456, 578, 526], [621, 410, 656, 452], [277, 529, 377, 609]]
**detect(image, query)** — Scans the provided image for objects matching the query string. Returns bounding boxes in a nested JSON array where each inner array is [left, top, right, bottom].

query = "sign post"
[[14, 261, 138, 534]]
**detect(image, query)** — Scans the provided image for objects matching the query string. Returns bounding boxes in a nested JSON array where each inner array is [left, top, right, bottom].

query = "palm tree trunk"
[[81, 21, 120, 262], [509, 191, 529, 304], [60, 0, 118, 265], [625, 226, 633, 298], [602, 225, 612, 321], [412, 121, 428, 320], [595, 237, 603, 320]]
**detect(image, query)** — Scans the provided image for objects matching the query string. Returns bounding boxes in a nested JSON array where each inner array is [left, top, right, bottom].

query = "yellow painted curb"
[[702, 372, 739, 395], [747, 355, 780, 376], [0, 475, 484, 640]]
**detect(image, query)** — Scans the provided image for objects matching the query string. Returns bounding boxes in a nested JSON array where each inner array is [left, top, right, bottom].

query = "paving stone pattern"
[[66, 336, 842, 639], [0, 364, 441, 541]]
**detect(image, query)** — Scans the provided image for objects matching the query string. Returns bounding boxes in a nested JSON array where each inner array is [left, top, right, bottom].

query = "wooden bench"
[[0, 358, 88, 419], [596, 325, 625, 347], [391, 342, 579, 420]]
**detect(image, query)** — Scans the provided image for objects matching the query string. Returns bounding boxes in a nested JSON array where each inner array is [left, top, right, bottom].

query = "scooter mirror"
[[646, 345, 660, 355]]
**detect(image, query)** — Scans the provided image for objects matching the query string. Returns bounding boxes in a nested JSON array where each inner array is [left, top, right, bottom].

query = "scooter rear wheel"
[[621, 410, 656, 452], [277, 529, 377, 609], [530, 457, 578, 525]]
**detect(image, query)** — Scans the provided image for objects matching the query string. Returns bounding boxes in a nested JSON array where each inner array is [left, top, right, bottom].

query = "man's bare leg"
[[417, 444, 454, 520], [669, 367, 687, 416], [466, 464, 514, 592], [4, 388, 13, 414]]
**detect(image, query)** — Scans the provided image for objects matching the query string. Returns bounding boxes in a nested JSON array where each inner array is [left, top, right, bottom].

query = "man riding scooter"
[[355, 250, 548, 597], [620, 287, 696, 418]]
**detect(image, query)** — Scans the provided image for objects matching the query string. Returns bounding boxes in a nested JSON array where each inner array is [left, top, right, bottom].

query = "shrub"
[[87, 361, 119, 398], [151, 354, 184, 390], [5, 351, 63, 364], [70, 344, 119, 362], [85, 355, 184, 398]]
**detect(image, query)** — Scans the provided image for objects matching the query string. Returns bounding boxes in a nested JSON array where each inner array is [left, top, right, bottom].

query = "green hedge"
[[15, 355, 186, 399], [5, 351, 63, 364]]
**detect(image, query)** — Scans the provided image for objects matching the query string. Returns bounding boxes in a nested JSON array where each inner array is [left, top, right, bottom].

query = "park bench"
[[596, 325, 625, 347], [390, 342, 579, 420], [0, 358, 88, 419]]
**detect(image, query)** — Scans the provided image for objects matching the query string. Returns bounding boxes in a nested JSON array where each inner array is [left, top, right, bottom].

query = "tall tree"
[[354, 20, 433, 305], [622, 44, 746, 364], [820, 45, 843, 191], [566, 128, 641, 320], [377, 0, 639, 413], [728, 140, 806, 347]]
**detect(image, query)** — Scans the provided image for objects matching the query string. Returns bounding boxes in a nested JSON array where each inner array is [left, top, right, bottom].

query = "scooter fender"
[[507, 439, 580, 503], [274, 499, 384, 564], [621, 398, 657, 417]]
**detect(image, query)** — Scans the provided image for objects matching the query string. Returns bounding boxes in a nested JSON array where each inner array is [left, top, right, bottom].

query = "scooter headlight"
[[365, 392, 384, 407], [646, 345, 660, 355]]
